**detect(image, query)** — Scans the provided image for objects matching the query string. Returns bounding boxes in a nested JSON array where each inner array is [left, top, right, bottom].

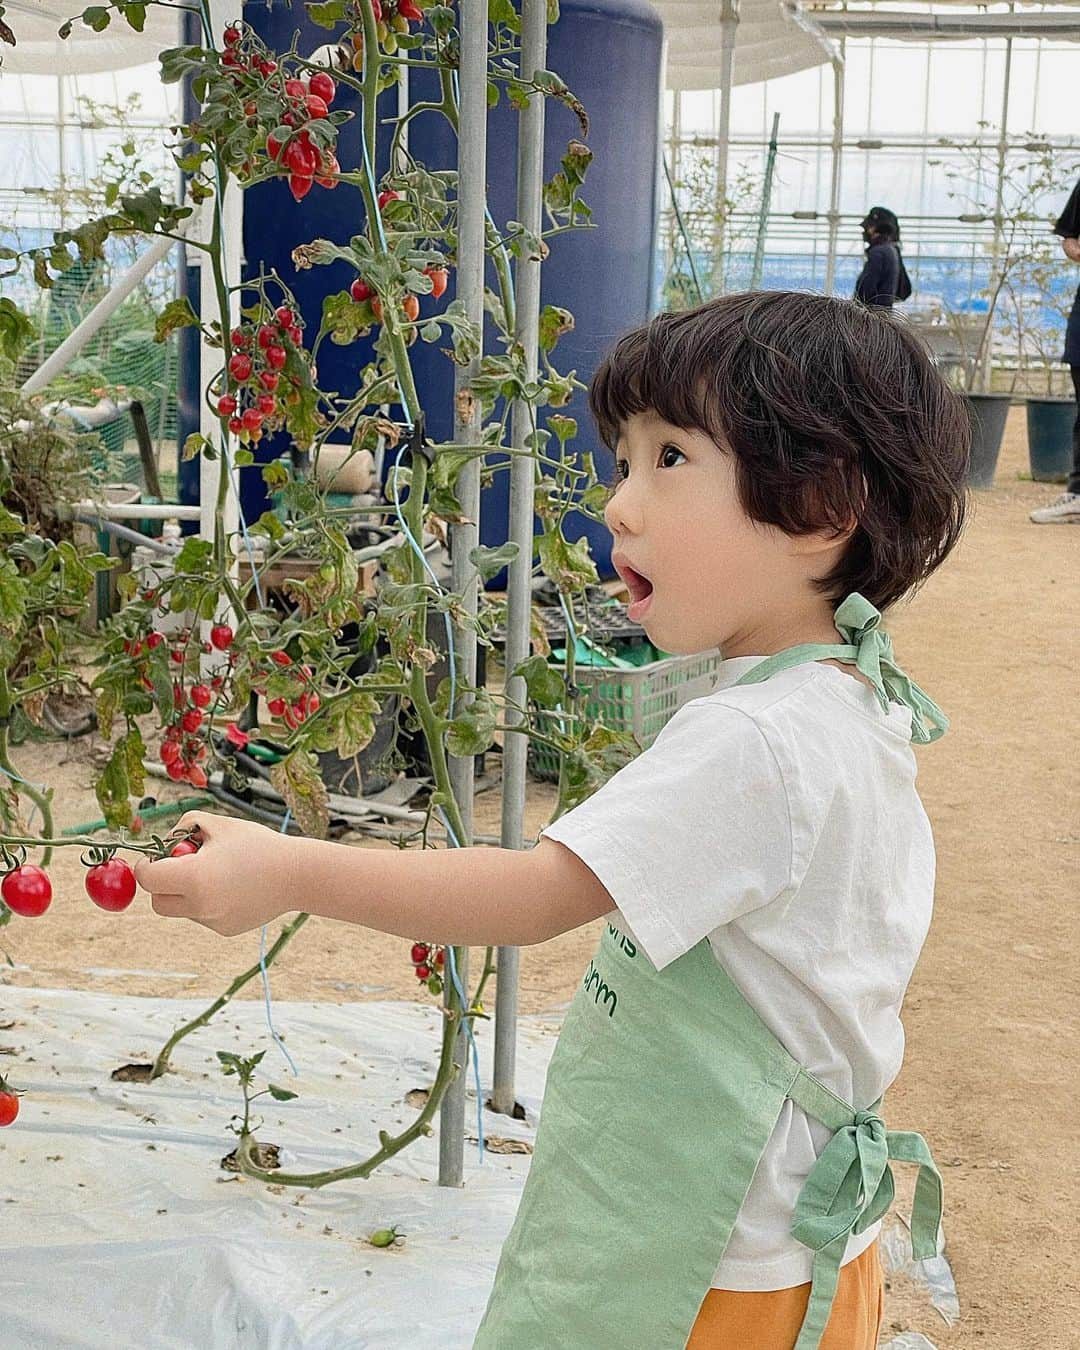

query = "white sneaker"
[[1029, 491, 1080, 524]]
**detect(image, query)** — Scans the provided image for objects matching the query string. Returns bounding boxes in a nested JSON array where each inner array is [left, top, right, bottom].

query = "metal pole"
[[824, 52, 845, 296], [750, 112, 779, 291], [712, 0, 740, 294], [984, 32, 1013, 393], [491, 0, 547, 1119], [439, 0, 487, 1187]]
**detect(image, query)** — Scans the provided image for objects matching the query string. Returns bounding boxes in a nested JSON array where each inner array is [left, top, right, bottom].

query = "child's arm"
[[134, 811, 613, 943]]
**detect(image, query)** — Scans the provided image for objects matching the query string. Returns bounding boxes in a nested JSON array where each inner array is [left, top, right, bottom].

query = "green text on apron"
[[473, 595, 945, 1350]]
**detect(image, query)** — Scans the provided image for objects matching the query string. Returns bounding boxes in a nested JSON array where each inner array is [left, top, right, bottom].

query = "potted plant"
[[931, 132, 1080, 488]]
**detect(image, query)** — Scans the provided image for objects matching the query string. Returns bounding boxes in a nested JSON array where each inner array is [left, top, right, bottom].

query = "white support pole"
[[440, 0, 488, 1188], [491, 0, 547, 1119], [712, 0, 740, 294], [824, 51, 845, 297], [20, 231, 178, 398], [984, 33, 1013, 393]]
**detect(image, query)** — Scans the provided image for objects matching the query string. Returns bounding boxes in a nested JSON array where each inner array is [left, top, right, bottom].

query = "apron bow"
[[832, 593, 947, 744], [789, 1103, 945, 1350]]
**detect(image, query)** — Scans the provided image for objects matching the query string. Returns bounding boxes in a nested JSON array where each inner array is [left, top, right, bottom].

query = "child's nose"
[[604, 480, 644, 536]]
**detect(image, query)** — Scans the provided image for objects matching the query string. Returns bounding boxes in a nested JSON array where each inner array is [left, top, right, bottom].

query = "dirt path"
[[2, 408, 1077, 1347]]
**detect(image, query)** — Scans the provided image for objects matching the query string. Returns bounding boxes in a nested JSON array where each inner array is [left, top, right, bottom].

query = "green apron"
[[474, 595, 945, 1350]]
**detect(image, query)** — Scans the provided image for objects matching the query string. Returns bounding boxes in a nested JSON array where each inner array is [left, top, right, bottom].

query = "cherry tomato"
[[270, 649, 292, 667], [85, 859, 136, 913], [224, 723, 250, 749], [228, 352, 253, 381], [190, 684, 212, 709], [309, 71, 336, 104], [160, 740, 182, 766], [402, 294, 420, 323], [259, 370, 280, 392], [288, 174, 313, 202], [210, 624, 234, 651], [223, 24, 241, 46], [181, 708, 204, 734], [315, 153, 340, 190], [284, 77, 307, 99], [426, 266, 448, 299], [285, 137, 318, 176], [217, 394, 237, 416], [1, 865, 52, 918], [267, 697, 287, 717], [147, 632, 164, 650], [0, 1091, 19, 1127], [305, 94, 329, 120], [256, 393, 276, 416], [241, 408, 264, 432], [399, 0, 422, 20], [266, 345, 288, 371], [266, 132, 284, 162], [257, 323, 278, 349], [261, 59, 278, 76], [415, 963, 431, 980], [377, 189, 399, 210], [275, 306, 296, 328], [165, 760, 186, 782], [228, 416, 245, 436], [411, 942, 429, 964], [287, 324, 303, 346], [231, 329, 248, 348], [169, 839, 199, 858], [350, 278, 372, 303], [371, 298, 383, 322], [434, 949, 445, 966], [187, 764, 209, 789]]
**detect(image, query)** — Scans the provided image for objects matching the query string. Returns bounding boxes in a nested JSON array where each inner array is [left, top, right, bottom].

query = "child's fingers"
[[135, 851, 203, 896], [150, 894, 191, 919], [168, 809, 225, 841]]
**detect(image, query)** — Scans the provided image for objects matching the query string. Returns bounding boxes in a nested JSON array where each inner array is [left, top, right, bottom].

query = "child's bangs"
[[588, 319, 715, 451]]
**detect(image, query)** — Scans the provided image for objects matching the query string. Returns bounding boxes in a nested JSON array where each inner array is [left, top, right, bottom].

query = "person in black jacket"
[[854, 207, 912, 309], [1030, 179, 1080, 524]]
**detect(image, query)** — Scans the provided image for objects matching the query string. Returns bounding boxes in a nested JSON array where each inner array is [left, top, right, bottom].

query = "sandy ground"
[[1, 407, 1077, 1347]]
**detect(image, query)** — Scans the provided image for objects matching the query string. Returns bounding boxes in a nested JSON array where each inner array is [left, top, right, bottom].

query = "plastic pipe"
[[73, 515, 176, 555]]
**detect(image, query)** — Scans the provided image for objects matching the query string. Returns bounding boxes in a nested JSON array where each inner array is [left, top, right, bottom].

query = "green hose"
[[61, 794, 214, 837]]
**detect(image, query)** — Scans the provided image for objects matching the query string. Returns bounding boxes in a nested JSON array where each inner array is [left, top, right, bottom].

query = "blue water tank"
[[179, 0, 663, 579]]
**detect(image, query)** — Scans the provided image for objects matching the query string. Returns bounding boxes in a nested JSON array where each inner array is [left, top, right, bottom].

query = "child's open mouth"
[[611, 553, 654, 622]]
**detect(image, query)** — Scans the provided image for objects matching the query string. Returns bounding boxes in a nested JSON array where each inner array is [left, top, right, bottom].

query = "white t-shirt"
[[541, 655, 935, 1292]]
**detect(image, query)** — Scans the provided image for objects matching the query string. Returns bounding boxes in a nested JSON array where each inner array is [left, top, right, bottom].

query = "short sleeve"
[[540, 701, 794, 970]]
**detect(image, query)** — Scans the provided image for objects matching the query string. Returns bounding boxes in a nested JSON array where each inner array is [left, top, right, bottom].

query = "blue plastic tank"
[[179, 0, 663, 580]]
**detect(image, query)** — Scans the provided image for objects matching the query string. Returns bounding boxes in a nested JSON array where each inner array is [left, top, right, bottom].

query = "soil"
[[2, 407, 1077, 1347]]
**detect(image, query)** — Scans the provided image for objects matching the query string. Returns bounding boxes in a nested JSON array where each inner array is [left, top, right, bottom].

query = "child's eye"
[[659, 444, 686, 469], [614, 458, 630, 482]]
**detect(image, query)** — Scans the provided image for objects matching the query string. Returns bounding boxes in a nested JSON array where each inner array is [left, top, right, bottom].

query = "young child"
[[137, 290, 970, 1350]]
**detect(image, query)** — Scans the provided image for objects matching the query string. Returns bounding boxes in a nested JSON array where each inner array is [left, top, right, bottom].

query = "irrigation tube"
[[439, 0, 489, 1189], [492, 0, 547, 1119]]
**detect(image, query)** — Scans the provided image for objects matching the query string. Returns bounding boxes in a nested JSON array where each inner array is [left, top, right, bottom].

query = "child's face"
[[604, 411, 842, 658]]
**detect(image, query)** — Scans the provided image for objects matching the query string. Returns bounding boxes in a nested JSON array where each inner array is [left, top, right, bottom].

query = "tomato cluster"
[[0, 855, 138, 918], [366, 0, 425, 55], [409, 941, 445, 995], [218, 308, 305, 441], [260, 653, 321, 731]]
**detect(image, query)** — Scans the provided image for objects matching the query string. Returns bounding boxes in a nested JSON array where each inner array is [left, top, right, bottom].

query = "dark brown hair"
[[589, 291, 970, 611]]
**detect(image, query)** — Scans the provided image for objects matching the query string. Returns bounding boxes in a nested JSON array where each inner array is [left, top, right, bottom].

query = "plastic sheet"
[[0, 987, 558, 1349], [881, 1216, 961, 1325]]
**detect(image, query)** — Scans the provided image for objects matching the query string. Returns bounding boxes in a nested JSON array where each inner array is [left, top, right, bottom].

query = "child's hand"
[[134, 812, 298, 937]]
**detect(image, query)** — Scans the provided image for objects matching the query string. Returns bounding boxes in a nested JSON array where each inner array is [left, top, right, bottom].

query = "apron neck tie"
[[788, 1105, 944, 1350], [734, 592, 948, 745]]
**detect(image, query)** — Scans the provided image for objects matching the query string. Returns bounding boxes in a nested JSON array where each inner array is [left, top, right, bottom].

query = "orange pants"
[[687, 1241, 884, 1350]]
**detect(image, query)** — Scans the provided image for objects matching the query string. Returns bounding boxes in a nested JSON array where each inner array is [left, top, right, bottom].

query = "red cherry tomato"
[[1, 865, 53, 918], [0, 1091, 19, 1127], [377, 189, 399, 210], [315, 153, 340, 189], [266, 345, 287, 371], [425, 266, 448, 299], [288, 173, 313, 202], [146, 631, 164, 650], [266, 697, 287, 717], [399, 0, 422, 20], [228, 352, 253, 381], [190, 683, 212, 709], [169, 839, 200, 858], [402, 294, 420, 322], [217, 394, 237, 416], [187, 764, 209, 789], [309, 72, 336, 105], [284, 77, 307, 99], [165, 759, 186, 782], [256, 393, 276, 416], [241, 408, 264, 432], [305, 93, 329, 120], [210, 623, 234, 651], [275, 306, 295, 328], [350, 278, 372, 303], [285, 137, 317, 176], [415, 963, 431, 980], [259, 370, 280, 392], [231, 328, 248, 348], [181, 708, 204, 735], [223, 24, 241, 46], [266, 132, 284, 163], [411, 942, 429, 964], [160, 740, 182, 766], [270, 649, 292, 667], [85, 859, 136, 913], [228, 416, 245, 436], [257, 323, 278, 349]]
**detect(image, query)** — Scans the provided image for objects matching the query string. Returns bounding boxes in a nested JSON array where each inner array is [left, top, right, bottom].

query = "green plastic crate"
[[528, 649, 723, 781]]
